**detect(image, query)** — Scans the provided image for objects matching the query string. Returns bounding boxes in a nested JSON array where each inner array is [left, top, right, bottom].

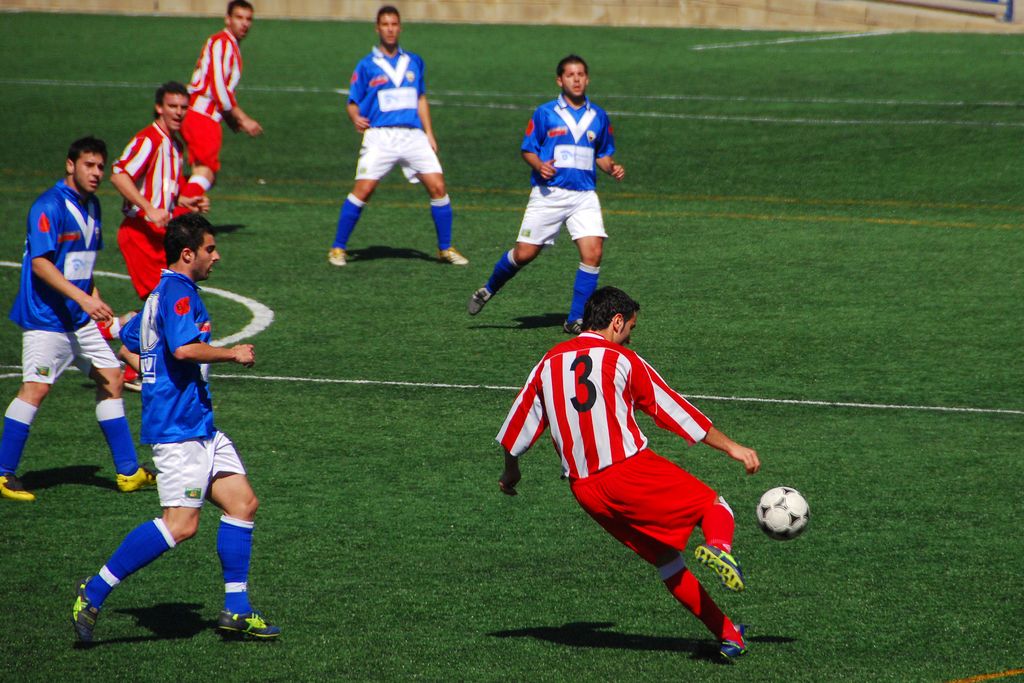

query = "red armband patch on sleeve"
[[525, 119, 535, 136], [37, 213, 51, 233], [174, 296, 191, 315], [350, 72, 359, 84]]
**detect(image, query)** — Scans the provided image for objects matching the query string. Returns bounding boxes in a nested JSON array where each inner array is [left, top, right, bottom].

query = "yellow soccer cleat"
[[116, 466, 156, 493], [694, 544, 746, 593], [0, 473, 36, 502], [327, 247, 348, 267], [437, 247, 468, 266], [217, 609, 281, 639]]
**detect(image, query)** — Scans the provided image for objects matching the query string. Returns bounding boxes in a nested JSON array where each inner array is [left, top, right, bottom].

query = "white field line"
[[2, 79, 1024, 126], [0, 364, 1017, 415], [0, 261, 274, 347], [691, 30, 903, 51], [207, 373, 1024, 416]]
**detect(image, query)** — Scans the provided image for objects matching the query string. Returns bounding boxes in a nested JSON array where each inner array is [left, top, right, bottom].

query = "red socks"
[[663, 569, 743, 643], [701, 498, 735, 553]]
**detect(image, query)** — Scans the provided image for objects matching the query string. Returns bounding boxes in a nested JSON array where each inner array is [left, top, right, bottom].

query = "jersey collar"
[[372, 45, 405, 59], [160, 268, 200, 290]]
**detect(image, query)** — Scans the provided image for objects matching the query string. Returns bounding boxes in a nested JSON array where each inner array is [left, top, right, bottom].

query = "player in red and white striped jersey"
[[112, 81, 209, 300], [497, 286, 761, 659], [180, 0, 262, 201]]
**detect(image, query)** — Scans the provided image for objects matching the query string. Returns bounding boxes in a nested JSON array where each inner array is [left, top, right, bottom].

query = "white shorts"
[[517, 187, 607, 246], [21, 324, 120, 384], [355, 127, 443, 184], [152, 431, 246, 508]]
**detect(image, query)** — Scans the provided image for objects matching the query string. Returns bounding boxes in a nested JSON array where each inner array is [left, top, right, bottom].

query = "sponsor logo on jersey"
[[586, 130, 596, 143], [185, 488, 202, 499], [37, 213, 51, 233], [548, 127, 568, 138], [369, 75, 389, 88], [174, 296, 191, 316], [58, 231, 80, 243]]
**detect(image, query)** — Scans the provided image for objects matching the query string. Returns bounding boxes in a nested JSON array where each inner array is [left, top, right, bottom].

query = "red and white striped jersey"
[[497, 332, 712, 479], [113, 122, 185, 218], [187, 29, 242, 123]]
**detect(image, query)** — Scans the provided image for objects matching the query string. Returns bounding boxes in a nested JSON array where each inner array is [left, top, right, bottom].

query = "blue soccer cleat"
[[694, 544, 746, 592], [720, 624, 747, 661]]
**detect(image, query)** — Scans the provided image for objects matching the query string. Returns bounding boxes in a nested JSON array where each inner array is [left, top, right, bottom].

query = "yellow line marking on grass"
[[948, 668, 1024, 683]]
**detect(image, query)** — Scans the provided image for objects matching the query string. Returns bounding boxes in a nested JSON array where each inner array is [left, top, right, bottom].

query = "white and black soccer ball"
[[756, 486, 809, 540]]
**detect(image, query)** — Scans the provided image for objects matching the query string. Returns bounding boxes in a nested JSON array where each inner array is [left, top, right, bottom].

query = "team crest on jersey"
[[548, 127, 568, 138], [405, 71, 416, 83], [369, 75, 389, 88], [587, 130, 596, 143], [174, 296, 191, 316]]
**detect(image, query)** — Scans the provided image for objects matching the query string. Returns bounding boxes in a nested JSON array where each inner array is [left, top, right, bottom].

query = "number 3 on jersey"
[[570, 355, 597, 413]]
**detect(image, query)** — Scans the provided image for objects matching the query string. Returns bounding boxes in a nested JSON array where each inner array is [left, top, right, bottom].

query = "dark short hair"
[[154, 81, 188, 119], [67, 136, 107, 163], [582, 287, 640, 331], [165, 213, 216, 265], [557, 54, 588, 77], [227, 0, 253, 15], [377, 4, 400, 22]]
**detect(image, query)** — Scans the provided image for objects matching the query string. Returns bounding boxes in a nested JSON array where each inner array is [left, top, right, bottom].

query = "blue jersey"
[[121, 270, 215, 444], [521, 95, 616, 192], [9, 180, 103, 332], [348, 46, 426, 129]]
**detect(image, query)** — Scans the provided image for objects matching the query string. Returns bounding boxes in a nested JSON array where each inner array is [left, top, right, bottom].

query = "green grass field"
[[1, 11, 1022, 682]]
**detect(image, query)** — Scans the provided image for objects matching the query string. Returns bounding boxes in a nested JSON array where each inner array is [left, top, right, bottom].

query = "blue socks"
[[486, 250, 522, 295], [568, 263, 601, 322], [218, 516, 255, 614], [96, 399, 140, 476], [430, 195, 453, 251], [87, 518, 175, 609], [0, 398, 36, 475], [332, 193, 366, 249]]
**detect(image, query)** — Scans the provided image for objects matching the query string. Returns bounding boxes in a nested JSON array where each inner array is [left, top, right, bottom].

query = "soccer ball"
[[756, 486, 809, 540]]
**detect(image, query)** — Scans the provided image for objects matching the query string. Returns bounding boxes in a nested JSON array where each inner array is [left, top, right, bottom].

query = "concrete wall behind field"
[[5, 0, 1022, 32]]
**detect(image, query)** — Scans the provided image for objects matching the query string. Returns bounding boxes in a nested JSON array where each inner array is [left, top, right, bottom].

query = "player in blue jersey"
[[72, 213, 279, 642], [327, 5, 468, 268], [467, 55, 625, 334], [0, 137, 155, 502]]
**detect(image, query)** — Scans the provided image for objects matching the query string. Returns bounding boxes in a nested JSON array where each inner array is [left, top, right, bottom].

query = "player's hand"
[[145, 207, 172, 227], [179, 194, 211, 214], [727, 444, 760, 475], [241, 118, 263, 137], [609, 163, 625, 181], [352, 115, 371, 133], [538, 159, 557, 180], [81, 295, 114, 323], [426, 133, 439, 154], [231, 344, 256, 367]]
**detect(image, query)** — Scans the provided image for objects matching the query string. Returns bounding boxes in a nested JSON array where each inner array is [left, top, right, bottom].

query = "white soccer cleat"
[[438, 247, 468, 266], [327, 247, 348, 267]]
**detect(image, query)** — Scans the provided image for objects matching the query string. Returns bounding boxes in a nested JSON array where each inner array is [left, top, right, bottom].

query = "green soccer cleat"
[[116, 466, 157, 493], [217, 610, 281, 640], [72, 578, 99, 643], [0, 473, 35, 502], [694, 544, 746, 593]]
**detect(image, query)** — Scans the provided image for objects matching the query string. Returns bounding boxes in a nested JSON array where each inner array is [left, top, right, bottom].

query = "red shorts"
[[182, 109, 222, 173], [570, 449, 717, 565], [118, 216, 166, 299]]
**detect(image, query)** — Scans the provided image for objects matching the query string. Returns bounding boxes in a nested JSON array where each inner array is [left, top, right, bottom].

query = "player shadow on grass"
[[211, 223, 245, 234], [347, 245, 435, 262], [73, 602, 208, 648], [489, 621, 794, 662], [21, 464, 115, 492], [468, 312, 566, 331]]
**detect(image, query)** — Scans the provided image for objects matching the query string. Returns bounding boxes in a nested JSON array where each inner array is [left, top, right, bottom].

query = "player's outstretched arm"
[[499, 451, 521, 496], [173, 342, 255, 367], [703, 426, 760, 474], [30, 257, 113, 322]]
